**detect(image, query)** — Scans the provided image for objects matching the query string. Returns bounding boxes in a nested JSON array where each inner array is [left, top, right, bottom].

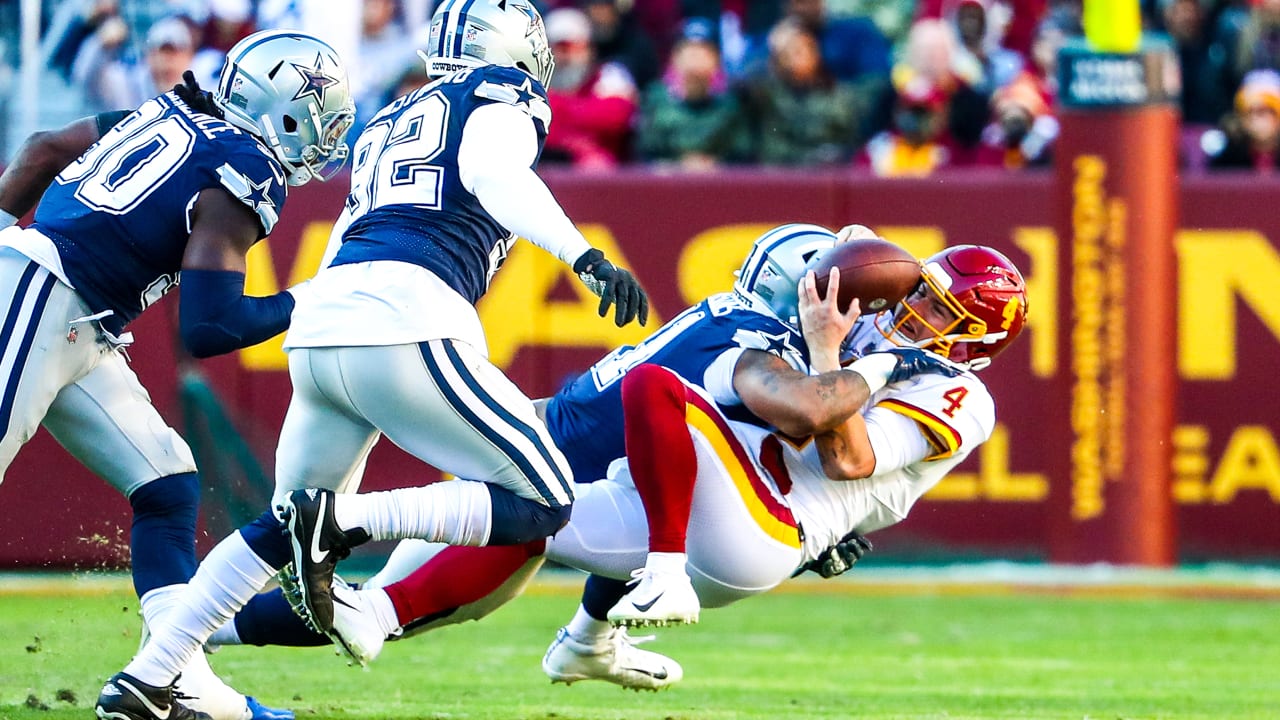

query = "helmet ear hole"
[[282, 115, 298, 133]]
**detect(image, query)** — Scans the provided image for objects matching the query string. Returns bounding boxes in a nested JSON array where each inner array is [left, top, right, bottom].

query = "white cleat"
[[542, 626, 682, 691], [329, 578, 389, 668], [606, 569, 700, 627]]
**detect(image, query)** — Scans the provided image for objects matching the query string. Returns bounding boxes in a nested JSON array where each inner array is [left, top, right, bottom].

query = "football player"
[[345, 243, 1028, 691], [99, 1, 646, 716], [202, 224, 970, 684], [0, 30, 354, 720]]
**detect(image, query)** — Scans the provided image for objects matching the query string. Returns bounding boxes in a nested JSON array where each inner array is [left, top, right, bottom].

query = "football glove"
[[573, 248, 649, 328], [793, 530, 873, 579], [172, 70, 224, 119], [883, 347, 965, 384]]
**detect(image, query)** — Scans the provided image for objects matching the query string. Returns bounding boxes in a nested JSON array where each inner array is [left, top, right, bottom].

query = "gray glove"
[[793, 530, 873, 579]]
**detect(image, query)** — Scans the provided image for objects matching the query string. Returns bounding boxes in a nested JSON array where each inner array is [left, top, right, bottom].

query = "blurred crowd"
[[9, 0, 1280, 174]]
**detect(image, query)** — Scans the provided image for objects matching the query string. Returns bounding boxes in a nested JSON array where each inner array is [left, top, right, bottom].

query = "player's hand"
[[799, 268, 860, 372], [173, 70, 224, 119], [883, 346, 964, 384], [794, 530, 873, 579], [835, 224, 879, 244], [574, 248, 649, 327]]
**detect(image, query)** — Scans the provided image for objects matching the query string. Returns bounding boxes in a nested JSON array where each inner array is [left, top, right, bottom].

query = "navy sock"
[[581, 574, 631, 621], [485, 485, 571, 545], [129, 473, 199, 597], [239, 509, 293, 569], [234, 588, 329, 647]]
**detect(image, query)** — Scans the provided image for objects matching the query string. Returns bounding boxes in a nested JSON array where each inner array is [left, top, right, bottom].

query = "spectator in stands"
[[1234, 0, 1280, 81], [860, 77, 957, 176], [784, 0, 893, 88], [67, 6, 132, 113], [950, 0, 1024, 93], [740, 18, 864, 166], [581, 0, 662, 90], [976, 74, 1057, 168], [189, 0, 258, 88], [1204, 69, 1280, 171], [74, 14, 198, 114], [682, 0, 784, 80], [892, 18, 988, 150], [635, 18, 751, 170], [542, 7, 638, 169], [1163, 0, 1233, 126]]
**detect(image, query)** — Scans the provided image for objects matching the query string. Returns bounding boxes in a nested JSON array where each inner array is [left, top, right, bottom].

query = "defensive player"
[[98, 2, 646, 717], [297, 242, 1028, 691], [0, 30, 353, 720], [202, 224, 966, 684]]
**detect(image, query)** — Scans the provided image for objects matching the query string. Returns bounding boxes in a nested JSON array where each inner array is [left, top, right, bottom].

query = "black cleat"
[[279, 488, 369, 633], [95, 672, 212, 720]]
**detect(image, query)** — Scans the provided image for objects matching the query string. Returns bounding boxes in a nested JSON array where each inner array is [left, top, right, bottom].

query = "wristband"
[[843, 353, 898, 395], [0, 209, 18, 229]]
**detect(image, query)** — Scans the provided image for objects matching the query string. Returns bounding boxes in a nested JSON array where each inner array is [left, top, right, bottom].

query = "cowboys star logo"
[[291, 53, 338, 105]]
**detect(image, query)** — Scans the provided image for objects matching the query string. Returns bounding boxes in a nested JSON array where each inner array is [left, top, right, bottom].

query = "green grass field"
[[2, 572, 1279, 720]]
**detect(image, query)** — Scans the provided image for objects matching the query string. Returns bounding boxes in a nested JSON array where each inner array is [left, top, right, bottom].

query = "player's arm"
[[457, 102, 647, 327], [178, 188, 296, 358], [0, 111, 128, 227]]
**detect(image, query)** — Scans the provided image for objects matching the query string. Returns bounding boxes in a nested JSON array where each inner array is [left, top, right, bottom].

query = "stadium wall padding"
[[5, 169, 1278, 568]]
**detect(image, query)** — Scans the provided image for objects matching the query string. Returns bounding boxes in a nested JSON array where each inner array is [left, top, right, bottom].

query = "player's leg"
[[281, 340, 574, 631], [606, 364, 701, 626], [44, 352, 293, 720], [538, 480, 683, 690], [112, 347, 378, 697], [0, 251, 100, 479]]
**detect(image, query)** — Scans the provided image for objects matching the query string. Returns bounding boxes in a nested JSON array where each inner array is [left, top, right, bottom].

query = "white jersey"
[[787, 316, 996, 564]]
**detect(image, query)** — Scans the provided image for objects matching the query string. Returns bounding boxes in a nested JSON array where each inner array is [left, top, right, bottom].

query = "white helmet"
[[214, 30, 355, 186], [733, 224, 838, 328], [423, 0, 555, 87]]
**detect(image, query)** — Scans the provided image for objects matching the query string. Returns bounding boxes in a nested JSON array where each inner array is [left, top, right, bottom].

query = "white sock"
[[565, 604, 611, 643], [644, 551, 689, 577], [205, 620, 242, 647], [333, 480, 492, 546], [124, 531, 275, 687], [365, 588, 403, 636]]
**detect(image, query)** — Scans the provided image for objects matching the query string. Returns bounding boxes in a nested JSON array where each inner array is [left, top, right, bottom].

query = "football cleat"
[[606, 568, 700, 627], [279, 488, 369, 633], [244, 698, 293, 720], [542, 627, 683, 691], [95, 672, 212, 720], [329, 577, 390, 667]]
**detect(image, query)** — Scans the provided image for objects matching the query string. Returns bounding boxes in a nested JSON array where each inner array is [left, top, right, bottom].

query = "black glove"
[[793, 530, 873, 579], [884, 347, 964, 384], [172, 70, 224, 119], [573, 248, 649, 328]]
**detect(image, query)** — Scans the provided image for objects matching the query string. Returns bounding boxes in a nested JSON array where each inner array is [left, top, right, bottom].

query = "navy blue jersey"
[[331, 65, 551, 304], [545, 293, 810, 484], [31, 93, 286, 335]]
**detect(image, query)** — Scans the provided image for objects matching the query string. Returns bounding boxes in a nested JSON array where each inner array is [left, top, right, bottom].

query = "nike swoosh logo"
[[309, 493, 329, 565], [631, 592, 664, 613], [623, 666, 668, 680], [117, 678, 169, 720]]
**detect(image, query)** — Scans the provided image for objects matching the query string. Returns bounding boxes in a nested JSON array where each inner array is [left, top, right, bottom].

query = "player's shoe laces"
[[279, 488, 370, 633], [95, 672, 212, 720], [329, 577, 391, 667], [606, 568, 700, 627], [542, 627, 683, 691]]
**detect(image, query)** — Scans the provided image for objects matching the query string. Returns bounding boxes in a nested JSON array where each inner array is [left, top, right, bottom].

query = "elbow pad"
[[179, 269, 295, 358]]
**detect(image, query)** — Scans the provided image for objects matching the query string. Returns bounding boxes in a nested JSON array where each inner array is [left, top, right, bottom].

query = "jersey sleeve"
[[213, 142, 287, 237], [469, 66, 552, 135], [701, 310, 808, 406], [872, 373, 994, 461]]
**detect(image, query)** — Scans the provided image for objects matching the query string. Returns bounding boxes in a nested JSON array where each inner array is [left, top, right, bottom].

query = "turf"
[[2, 575, 1278, 720]]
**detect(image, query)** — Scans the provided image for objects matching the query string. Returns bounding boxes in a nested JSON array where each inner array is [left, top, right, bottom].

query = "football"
[[806, 237, 920, 313]]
